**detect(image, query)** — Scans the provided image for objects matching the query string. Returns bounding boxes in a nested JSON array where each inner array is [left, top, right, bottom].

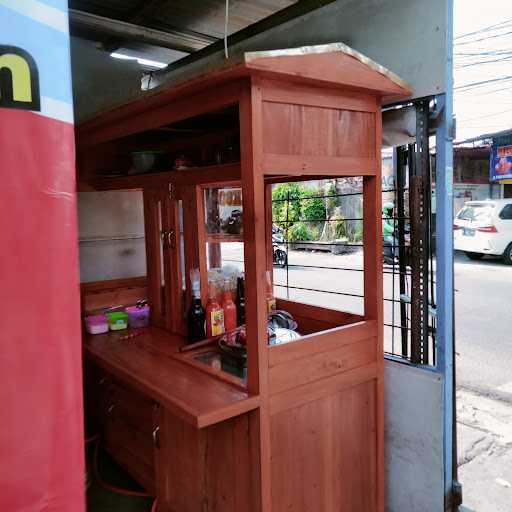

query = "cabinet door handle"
[[161, 230, 168, 250], [152, 425, 160, 449]]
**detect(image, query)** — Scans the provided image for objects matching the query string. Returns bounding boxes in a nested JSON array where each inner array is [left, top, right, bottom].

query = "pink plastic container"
[[85, 314, 109, 335], [126, 305, 150, 328]]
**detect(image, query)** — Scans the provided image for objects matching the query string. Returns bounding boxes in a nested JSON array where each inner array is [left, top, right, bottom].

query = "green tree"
[[288, 222, 315, 242], [325, 180, 338, 211], [272, 182, 302, 235], [300, 187, 326, 222], [272, 183, 326, 240]]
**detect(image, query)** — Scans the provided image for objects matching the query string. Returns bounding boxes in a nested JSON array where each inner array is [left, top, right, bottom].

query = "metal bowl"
[[131, 150, 169, 173]]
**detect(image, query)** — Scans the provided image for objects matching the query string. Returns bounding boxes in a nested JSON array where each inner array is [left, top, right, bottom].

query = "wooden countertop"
[[83, 327, 260, 428]]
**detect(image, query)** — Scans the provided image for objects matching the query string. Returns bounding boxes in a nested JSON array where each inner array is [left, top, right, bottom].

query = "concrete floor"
[[86, 444, 153, 512], [458, 388, 512, 512]]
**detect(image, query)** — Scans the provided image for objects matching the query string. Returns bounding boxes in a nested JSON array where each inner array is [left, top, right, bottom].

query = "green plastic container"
[[106, 311, 128, 331]]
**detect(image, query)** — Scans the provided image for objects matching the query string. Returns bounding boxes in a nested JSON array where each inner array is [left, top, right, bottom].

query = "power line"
[[457, 108, 512, 123], [455, 29, 512, 46], [455, 18, 512, 40], [455, 54, 512, 68], [475, 84, 512, 96], [455, 50, 512, 56], [455, 75, 512, 91]]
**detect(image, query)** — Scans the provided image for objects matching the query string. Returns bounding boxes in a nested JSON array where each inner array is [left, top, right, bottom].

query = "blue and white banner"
[[490, 142, 512, 182], [0, 0, 73, 123]]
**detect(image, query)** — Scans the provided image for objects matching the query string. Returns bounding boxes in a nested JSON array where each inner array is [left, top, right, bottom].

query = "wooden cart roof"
[[78, 43, 411, 135]]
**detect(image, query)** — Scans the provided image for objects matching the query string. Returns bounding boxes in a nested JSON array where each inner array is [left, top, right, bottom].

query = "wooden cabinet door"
[[154, 407, 205, 512], [85, 362, 157, 495], [143, 186, 184, 333], [154, 407, 253, 512]]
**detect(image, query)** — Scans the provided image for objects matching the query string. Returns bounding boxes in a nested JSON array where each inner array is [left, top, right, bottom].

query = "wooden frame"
[[79, 45, 410, 512]]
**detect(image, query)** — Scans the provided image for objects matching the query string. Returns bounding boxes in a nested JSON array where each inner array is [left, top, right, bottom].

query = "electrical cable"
[[455, 75, 512, 91], [92, 440, 152, 498], [457, 107, 512, 123], [455, 49, 512, 56], [455, 18, 512, 40], [455, 54, 512, 68], [455, 29, 512, 46], [475, 84, 512, 96]]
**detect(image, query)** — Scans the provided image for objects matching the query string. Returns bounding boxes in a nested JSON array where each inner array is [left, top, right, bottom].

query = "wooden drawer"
[[84, 362, 157, 493], [104, 413, 156, 495], [107, 379, 156, 436]]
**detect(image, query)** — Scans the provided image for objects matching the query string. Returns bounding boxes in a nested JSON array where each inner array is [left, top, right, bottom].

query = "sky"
[[454, 0, 512, 141]]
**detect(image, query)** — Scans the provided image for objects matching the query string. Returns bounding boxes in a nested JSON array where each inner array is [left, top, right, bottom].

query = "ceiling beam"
[[69, 9, 217, 54], [127, 0, 166, 24], [156, 0, 339, 76], [102, 0, 170, 53]]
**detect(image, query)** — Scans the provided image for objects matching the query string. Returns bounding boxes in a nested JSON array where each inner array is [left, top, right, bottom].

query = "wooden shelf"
[[206, 232, 244, 243], [78, 162, 241, 191]]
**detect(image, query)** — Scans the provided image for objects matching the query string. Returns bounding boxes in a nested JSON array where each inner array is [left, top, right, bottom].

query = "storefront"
[[1, 1, 457, 510]]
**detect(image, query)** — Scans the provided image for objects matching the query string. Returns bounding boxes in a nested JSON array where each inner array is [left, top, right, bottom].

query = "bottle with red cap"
[[205, 281, 225, 337], [222, 278, 237, 332]]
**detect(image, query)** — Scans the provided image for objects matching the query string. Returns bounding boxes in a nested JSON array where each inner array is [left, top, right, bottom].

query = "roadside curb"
[[457, 382, 512, 406]]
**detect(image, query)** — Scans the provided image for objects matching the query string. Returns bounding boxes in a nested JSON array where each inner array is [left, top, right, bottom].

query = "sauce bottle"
[[222, 279, 237, 332], [235, 276, 246, 326], [205, 281, 225, 337], [187, 269, 205, 343]]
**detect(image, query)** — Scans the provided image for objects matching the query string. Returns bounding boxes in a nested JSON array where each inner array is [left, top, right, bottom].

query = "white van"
[[454, 199, 512, 264]]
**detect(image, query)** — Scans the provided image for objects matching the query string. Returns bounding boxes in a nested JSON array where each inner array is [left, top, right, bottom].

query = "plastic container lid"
[[106, 311, 128, 320], [126, 305, 150, 314], [85, 314, 107, 324]]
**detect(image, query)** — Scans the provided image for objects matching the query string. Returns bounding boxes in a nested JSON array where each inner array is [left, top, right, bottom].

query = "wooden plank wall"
[[80, 276, 147, 315], [259, 77, 383, 512], [260, 79, 377, 177], [270, 379, 377, 512], [155, 409, 254, 512]]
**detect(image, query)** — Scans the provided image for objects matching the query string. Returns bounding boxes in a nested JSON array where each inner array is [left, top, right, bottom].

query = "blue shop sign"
[[490, 142, 512, 182]]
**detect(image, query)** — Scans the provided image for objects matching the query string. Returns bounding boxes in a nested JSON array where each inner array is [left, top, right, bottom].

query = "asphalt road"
[[222, 244, 425, 358], [222, 244, 511, 394], [454, 251, 512, 395]]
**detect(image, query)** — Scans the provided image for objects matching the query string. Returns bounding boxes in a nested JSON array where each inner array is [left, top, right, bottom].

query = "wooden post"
[[240, 78, 271, 512], [363, 106, 384, 512]]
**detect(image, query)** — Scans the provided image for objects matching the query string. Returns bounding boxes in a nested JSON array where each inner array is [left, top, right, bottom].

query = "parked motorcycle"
[[272, 232, 288, 268]]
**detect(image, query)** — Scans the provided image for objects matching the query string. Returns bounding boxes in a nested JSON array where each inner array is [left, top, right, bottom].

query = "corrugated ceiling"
[[69, 0, 298, 50]]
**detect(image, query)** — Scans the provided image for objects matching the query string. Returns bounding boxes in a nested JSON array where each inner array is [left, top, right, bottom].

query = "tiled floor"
[[86, 444, 154, 512]]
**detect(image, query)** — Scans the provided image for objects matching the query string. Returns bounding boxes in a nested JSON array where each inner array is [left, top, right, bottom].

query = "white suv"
[[454, 199, 512, 264]]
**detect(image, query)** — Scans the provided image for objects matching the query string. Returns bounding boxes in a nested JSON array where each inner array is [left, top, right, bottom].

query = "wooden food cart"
[[78, 44, 410, 512]]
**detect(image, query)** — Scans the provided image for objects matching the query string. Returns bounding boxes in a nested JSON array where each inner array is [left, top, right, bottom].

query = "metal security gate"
[[391, 98, 437, 365]]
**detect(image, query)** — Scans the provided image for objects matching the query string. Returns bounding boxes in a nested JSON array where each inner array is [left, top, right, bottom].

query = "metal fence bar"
[[271, 169, 436, 366], [271, 187, 410, 203]]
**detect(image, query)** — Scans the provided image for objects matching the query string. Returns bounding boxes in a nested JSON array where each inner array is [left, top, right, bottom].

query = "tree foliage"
[[272, 183, 326, 241]]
